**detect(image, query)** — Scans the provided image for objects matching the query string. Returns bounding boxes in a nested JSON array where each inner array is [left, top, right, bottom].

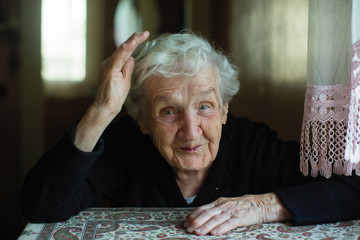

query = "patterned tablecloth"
[[18, 208, 360, 239]]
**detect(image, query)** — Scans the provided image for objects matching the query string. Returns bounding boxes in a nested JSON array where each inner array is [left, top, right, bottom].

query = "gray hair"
[[124, 32, 240, 122]]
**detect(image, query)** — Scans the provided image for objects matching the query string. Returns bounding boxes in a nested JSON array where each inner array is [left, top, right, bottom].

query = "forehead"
[[144, 66, 219, 102]]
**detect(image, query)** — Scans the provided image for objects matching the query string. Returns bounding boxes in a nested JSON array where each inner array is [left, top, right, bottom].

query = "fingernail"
[[211, 230, 218, 235], [195, 228, 203, 235], [187, 227, 194, 233]]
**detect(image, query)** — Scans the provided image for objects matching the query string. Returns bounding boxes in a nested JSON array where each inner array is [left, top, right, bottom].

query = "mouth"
[[180, 145, 202, 153]]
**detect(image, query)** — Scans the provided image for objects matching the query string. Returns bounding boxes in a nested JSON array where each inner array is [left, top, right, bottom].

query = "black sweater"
[[20, 114, 360, 225]]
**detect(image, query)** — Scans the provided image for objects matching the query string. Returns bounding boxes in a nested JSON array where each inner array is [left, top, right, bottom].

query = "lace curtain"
[[300, 0, 360, 178]]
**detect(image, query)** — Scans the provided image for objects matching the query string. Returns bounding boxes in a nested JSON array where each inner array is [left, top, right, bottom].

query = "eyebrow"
[[153, 87, 216, 104]]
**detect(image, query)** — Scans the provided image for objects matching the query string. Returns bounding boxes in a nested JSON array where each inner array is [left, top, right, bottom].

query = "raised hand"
[[183, 193, 292, 236], [74, 31, 149, 152], [94, 31, 149, 119]]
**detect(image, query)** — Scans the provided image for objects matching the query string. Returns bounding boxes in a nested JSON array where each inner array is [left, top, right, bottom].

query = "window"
[[41, 0, 87, 82], [114, 0, 142, 47]]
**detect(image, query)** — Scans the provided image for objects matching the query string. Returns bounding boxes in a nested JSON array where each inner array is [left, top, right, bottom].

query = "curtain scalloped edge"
[[344, 40, 360, 165], [300, 83, 360, 178]]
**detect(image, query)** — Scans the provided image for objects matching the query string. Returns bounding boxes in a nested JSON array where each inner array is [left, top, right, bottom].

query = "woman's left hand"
[[183, 193, 292, 236]]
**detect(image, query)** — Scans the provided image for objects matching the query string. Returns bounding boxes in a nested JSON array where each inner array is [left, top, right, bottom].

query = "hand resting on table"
[[184, 192, 292, 236]]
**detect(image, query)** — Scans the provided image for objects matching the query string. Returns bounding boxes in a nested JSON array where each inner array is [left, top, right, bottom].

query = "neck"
[[174, 167, 210, 198]]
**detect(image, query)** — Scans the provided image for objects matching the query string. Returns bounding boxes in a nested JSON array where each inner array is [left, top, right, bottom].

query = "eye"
[[159, 107, 178, 122], [162, 109, 174, 115], [160, 107, 176, 117], [199, 104, 210, 111], [198, 103, 214, 116]]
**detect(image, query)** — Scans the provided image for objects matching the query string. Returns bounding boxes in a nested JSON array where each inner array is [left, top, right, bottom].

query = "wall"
[[0, 16, 22, 240], [19, 0, 44, 180], [188, 0, 307, 141], [0, 0, 43, 238], [229, 0, 308, 141]]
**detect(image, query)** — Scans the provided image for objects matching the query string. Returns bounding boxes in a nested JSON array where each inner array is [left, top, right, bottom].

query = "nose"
[[177, 110, 202, 140]]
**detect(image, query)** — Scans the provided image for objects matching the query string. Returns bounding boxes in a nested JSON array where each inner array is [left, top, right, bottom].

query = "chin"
[[173, 158, 212, 172], [178, 166, 204, 172]]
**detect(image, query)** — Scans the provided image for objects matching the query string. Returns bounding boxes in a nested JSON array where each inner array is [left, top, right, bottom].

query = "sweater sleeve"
[[275, 174, 360, 225], [232, 116, 360, 225], [249, 119, 360, 225], [20, 121, 118, 223]]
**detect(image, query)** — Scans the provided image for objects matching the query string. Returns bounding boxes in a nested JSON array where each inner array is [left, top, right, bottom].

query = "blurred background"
[[0, 0, 308, 238]]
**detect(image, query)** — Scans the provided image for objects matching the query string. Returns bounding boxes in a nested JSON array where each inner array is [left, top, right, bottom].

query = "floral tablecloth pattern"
[[19, 208, 360, 239]]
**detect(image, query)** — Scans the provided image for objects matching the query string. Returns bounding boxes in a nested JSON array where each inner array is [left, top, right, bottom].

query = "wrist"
[[261, 193, 292, 223], [87, 103, 119, 126], [74, 104, 117, 152]]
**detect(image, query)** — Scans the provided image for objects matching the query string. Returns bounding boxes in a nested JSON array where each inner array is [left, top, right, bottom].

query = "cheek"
[[151, 122, 178, 147], [202, 115, 223, 156], [203, 114, 223, 139]]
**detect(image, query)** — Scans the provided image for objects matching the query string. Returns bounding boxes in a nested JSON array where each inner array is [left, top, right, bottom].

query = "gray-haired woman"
[[20, 31, 360, 236]]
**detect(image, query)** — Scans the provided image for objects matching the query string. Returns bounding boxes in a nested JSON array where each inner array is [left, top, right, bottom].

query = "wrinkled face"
[[140, 66, 228, 172]]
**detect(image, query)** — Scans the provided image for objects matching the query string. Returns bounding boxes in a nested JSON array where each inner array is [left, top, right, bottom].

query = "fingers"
[[183, 197, 257, 236], [194, 212, 233, 236], [111, 31, 149, 71], [185, 207, 222, 232], [185, 207, 235, 236], [209, 218, 240, 236], [122, 56, 135, 80], [185, 202, 215, 224], [184, 199, 235, 236]]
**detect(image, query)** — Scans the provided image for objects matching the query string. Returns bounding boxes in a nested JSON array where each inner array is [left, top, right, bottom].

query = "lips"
[[180, 145, 202, 153]]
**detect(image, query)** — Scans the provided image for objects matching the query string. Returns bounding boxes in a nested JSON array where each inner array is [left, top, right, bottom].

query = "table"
[[18, 208, 360, 239]]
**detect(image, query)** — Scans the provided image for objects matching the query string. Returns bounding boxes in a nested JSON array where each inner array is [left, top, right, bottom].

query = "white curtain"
[[300, 0, 360, 178]]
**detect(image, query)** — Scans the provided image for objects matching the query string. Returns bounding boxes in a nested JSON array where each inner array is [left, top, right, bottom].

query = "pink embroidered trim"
[[300, 84, 356, 178], [301, 40, 360, 178], [345, 40, 360, 174]]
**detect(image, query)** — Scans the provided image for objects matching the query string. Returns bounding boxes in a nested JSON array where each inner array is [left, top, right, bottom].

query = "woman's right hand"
[[93, 31, 149, 119], [74, 31, 149, 152]]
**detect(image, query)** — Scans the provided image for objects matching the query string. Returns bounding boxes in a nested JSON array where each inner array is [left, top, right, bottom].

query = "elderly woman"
[[21, 31, 360, 236]]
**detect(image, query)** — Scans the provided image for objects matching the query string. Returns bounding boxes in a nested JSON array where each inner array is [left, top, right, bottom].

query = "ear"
[[221, 103, 229, 124]]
